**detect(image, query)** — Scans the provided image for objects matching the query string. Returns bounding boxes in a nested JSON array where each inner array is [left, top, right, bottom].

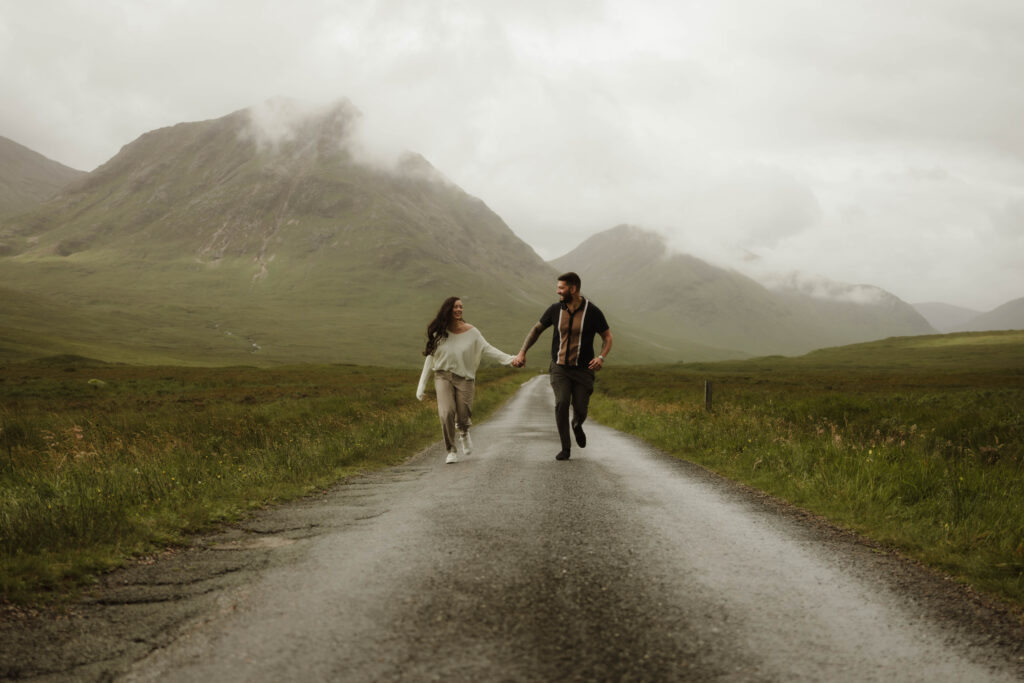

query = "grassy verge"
[[0, 359, 523, 602], [590, 332, 1024, 606]]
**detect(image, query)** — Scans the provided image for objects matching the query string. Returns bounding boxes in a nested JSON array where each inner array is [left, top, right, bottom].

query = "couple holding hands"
[[416, 272, 613, 463]]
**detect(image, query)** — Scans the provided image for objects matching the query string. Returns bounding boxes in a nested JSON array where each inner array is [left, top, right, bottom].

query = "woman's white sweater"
[[416, 327, 515, 398]]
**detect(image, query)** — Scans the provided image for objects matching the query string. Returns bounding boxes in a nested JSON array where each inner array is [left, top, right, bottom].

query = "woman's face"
[[452, 299, 463, 322]]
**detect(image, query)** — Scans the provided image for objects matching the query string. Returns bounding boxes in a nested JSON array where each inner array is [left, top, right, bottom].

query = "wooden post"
[[705, 380, 712, 412]]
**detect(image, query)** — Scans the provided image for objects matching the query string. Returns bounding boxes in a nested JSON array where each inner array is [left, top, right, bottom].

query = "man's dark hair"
[[558, 272, 581, 292]]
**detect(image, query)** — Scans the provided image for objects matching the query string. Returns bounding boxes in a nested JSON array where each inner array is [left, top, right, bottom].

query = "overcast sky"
[[2, 0, 1023, 310]]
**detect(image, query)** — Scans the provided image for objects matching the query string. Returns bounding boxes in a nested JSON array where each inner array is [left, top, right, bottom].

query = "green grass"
[[0, 359, 523, 602], [589, 331, 1024, 605]]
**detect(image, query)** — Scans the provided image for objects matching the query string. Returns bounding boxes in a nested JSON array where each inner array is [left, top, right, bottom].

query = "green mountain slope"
[[0, 101, 564, 366], [0, 136, 85, 221]]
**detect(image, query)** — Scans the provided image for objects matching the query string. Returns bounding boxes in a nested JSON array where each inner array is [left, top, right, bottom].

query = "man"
[[511, 272, 613, 461]]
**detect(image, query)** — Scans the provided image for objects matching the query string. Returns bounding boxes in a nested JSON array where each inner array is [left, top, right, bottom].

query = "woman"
[[417, 296, 516, 463]]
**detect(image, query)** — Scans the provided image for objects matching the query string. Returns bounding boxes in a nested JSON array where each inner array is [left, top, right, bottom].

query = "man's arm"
[[588, 328, 613, 370], [512, 322, 545, 367]]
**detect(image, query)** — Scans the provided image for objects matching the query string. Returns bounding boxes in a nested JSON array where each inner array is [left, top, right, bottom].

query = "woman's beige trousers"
[[433, 370, 474, 452]]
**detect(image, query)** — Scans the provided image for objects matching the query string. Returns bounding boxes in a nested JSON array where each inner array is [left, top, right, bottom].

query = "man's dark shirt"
[[538, 298, 609, 367]]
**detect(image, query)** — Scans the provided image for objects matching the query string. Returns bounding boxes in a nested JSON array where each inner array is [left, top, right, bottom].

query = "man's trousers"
[[549, 362, 595, 452]]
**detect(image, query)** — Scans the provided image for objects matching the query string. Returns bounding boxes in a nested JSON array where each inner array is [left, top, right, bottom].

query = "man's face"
[[556, 281, 574, 303]]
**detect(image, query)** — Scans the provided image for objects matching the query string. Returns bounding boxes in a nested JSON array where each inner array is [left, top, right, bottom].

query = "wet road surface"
[[122, 376, 1021, 681]]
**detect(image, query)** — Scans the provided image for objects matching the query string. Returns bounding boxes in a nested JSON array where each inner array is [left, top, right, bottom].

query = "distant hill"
[[551, 225, 934, 357], [0, 101, 677, 366], [913, 301, 982, 332], [0, 136, 85, 221], [955, 297, 1024, 332]]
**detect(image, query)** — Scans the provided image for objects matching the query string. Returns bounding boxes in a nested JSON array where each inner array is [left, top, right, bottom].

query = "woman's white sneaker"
[[445, 450, 458, 464]]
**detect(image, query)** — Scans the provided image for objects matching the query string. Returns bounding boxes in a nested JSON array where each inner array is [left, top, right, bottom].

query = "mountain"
[[912, 302, 982, 333], [0, 100, 680, 366], [0, 102, 948, 367], [955, 297, 1024, 332], [767, 272, 936, 348], [551, 225, 935, 357], [0, 136, 85, 220], [0, 100, 564, 366]]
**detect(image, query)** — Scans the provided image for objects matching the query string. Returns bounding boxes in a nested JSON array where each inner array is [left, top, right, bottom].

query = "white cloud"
[[757, 271, 892, 306], [243, 98, 350, 150]]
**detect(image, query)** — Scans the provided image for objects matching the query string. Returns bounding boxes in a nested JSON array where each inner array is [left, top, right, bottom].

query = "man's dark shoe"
[[572, 423, 587, 448], [555, 450, 571, 461]]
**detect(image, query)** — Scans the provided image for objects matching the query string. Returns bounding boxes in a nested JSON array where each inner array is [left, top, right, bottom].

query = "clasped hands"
[[510, 353, 604, 370]]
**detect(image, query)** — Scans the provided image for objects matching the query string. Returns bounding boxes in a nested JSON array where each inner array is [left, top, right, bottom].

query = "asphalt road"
[[118, 375, 1021, 682]]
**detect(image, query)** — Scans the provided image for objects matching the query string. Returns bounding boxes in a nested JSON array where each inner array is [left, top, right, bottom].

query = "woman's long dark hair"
[[424, 296, 462, 356]]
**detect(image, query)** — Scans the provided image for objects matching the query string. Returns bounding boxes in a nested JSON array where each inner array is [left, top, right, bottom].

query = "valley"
[[3, 101, 1005, 368]]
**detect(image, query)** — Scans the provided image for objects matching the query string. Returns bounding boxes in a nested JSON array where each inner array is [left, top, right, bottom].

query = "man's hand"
[[511, 352, 526, 368], [590, 329, 612, 371]]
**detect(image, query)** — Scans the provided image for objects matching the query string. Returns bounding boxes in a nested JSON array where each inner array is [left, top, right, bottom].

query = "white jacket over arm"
[[416, 327, 514, 399]]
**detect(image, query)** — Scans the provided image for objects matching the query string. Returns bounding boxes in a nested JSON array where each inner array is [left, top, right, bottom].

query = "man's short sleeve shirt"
[[538, 298, 609, 367]]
